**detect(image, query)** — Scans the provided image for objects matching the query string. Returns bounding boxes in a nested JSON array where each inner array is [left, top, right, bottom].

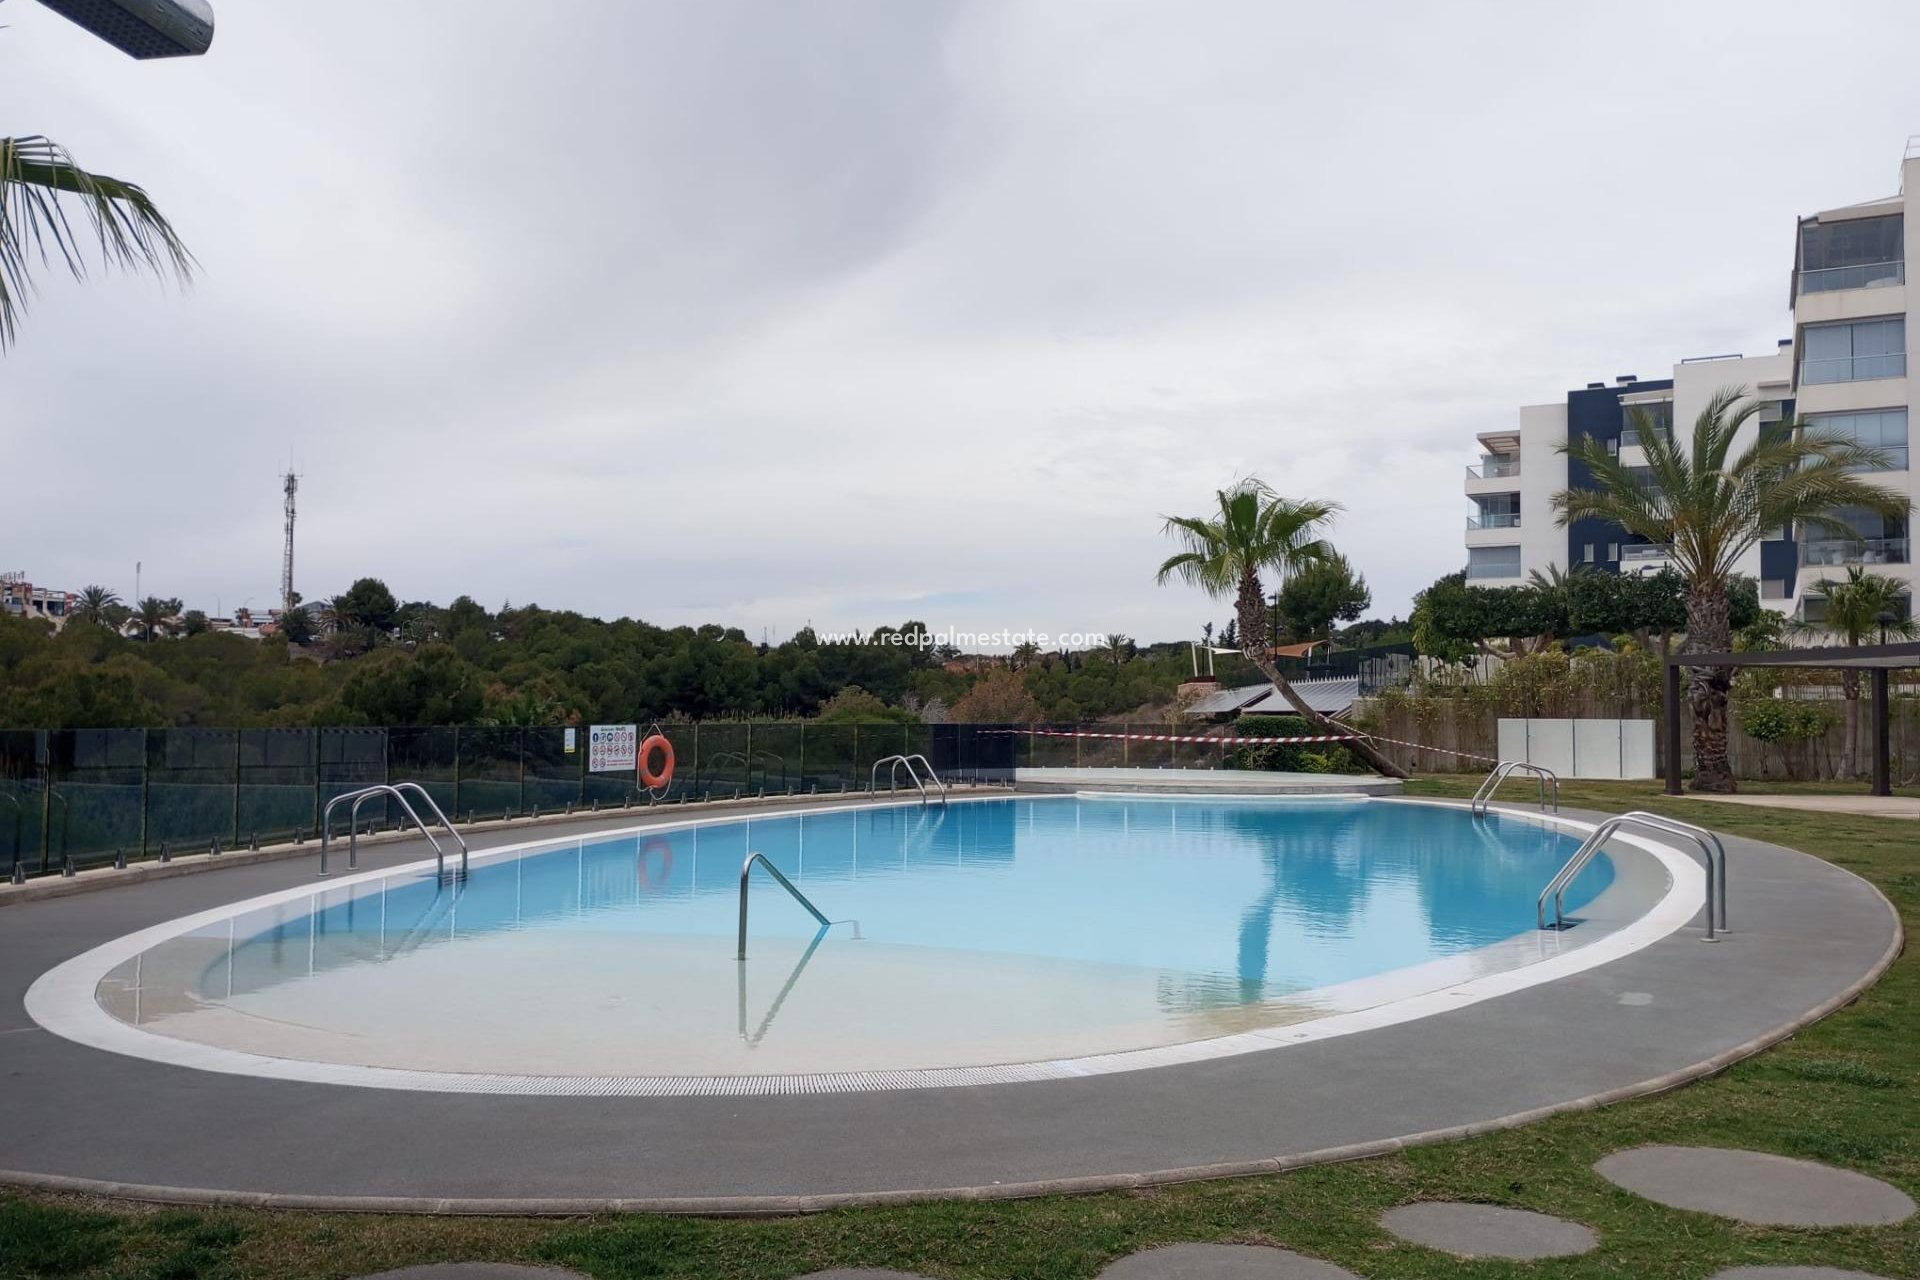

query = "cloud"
[[6, 0, 1918, 644]]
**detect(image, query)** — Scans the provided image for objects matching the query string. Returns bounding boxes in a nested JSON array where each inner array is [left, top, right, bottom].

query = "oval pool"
[[51, 795, 1657, 1089]]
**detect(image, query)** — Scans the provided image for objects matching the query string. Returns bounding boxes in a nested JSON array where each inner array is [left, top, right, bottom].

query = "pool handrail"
[[1471, 761, 1559, 817], [868, 754, 948, 806], [903, 754, 949, 805], [321, 783, 444, 877], [375, 781, 468, 877], [737, 851, 832, 961], [1537, 810, 1725, 940]]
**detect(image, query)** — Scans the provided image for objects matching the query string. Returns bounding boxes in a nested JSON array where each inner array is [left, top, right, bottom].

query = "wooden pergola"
[[1663, 641, 1920, 797]]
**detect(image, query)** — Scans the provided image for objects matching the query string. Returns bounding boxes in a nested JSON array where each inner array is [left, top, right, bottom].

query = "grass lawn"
[[4, 777, 1915, 1280]]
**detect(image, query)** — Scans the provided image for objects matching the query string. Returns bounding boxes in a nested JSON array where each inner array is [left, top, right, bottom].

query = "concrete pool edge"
[[0, 797, 1900, 1216], [0, 880, 1900, 1218], [24, 799, 1693, 1096]]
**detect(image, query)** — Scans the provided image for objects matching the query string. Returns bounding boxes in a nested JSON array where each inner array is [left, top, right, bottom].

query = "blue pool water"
[[108, 797, 1611, 1077]]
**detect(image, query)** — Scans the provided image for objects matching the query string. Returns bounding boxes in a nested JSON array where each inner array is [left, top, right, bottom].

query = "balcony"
[[1619, 427, 1670, 450], [1800, 352, 1907, 385], [1466, 562, 1523, 580], [1798, 260, 1904, 295], [1466, 459, 1520, 480], [1801, 537, 1910, 567], [1620, 544, 1670, 563], [1466, 512, 1520, 531]]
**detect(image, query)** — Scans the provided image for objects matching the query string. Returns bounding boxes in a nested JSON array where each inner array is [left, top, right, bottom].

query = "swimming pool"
[[40, 794, 1668, 1092]]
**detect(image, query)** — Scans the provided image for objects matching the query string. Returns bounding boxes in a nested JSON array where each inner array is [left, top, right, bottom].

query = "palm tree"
[[133, 595, 180, 642], [1790, 567, 1918, 777], [2, 135, 194, 349], [1156, 479, 1407, 779], [71, 584, 121, 627], [1554, 387, 1910, 793]]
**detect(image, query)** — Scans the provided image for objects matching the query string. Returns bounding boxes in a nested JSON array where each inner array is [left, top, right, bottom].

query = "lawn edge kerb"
[[1, 815, 1903, 1218]]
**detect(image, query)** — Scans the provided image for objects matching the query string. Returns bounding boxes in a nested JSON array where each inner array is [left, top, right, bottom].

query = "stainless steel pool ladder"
[[869, 754, 949, 806], [1470, 761, 1559, 817], [319, 782, 469, 878], [1538, 810, 1726, 940], [737, 851, 831, 961]]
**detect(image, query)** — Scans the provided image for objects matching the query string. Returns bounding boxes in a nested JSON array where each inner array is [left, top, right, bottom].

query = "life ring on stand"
[[638, 734, 676, 790]]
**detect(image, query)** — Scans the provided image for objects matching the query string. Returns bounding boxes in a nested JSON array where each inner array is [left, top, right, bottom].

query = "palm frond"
[[1, 134, 195, 349]]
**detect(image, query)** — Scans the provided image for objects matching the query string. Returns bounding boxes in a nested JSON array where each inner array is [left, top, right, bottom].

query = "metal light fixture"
[[34, 0, 214, 59]]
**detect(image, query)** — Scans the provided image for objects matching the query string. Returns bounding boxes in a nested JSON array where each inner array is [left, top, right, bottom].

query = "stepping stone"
[[352, 1267, 588, 1280], [1379, 1201, 1597, 1259], [1097, 1243, 1360, 1279], [1710, 1270, 1900, 1279], [1596, 1146, 1916, 1227]]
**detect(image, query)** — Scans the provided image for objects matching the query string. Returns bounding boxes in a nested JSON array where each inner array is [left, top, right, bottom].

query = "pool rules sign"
[[587, 724, 638, 774]]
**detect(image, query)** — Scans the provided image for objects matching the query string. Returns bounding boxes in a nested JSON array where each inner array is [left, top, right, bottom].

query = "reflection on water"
[[99, 798, 1606, 1074]]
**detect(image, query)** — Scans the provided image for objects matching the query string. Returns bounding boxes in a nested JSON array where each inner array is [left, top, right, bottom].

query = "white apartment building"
[[1465, 346, 1794, 590], [1465, 141, 1917, 623], [1787, 145, 1916, 620]]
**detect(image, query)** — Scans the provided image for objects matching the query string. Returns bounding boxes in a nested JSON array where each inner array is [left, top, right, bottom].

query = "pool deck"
[[0, 796, 1898, 1214]]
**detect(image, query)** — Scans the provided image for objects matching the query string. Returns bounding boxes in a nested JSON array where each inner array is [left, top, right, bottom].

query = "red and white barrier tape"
[[983, 728, 1361, 746]]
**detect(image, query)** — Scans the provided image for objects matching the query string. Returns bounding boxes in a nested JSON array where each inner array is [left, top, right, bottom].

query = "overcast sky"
[[6, 0, 1919, 645]]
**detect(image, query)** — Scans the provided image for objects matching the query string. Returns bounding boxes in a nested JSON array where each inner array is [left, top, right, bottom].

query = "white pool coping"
[[23, 794, 1706, 1097]]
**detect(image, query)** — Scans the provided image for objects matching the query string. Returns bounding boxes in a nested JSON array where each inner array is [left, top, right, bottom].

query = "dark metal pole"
[[1871, 667, 1891, 798], [1664, 660, 1683, 795]]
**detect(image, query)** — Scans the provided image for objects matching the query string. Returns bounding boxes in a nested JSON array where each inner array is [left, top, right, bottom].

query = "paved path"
[[1095, 1245, 1359, 1278], [1686, 793, 1920, 820], [1596, 1146, 1916, 1226], [0, 800, 1899, 1209], [1709, 1269, 1898, 1279], [1378, 1201, 1596, 1259]]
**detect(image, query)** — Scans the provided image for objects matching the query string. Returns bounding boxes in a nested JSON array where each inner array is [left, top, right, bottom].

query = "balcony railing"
[[1466, 459, 1520, 480], [1800, 352, 1907, 385], [1801, 537, 1910, 567], [1466, 562, 1523, 580], [1620, 544, 1670, 562], [1798, 260, 1904, 295], [1619, 427, 1670, 450], [1467, 513, 1520, 530]]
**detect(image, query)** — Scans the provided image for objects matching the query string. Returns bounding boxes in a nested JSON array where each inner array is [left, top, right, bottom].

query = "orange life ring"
[[638, 734, 675, 789]]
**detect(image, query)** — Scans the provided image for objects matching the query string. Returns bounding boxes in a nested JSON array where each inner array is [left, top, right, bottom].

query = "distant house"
[[1, 574, 77, 631]]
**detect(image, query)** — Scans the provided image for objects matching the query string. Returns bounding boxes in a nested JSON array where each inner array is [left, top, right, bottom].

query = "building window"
[[1804, 408, 1909, 472], [1467, 546, 1522, 579], [1620, 401, 1673, 449], [1607, 543, 1619, 561], [1470, 493, 1520, 530], [1801, 508, 1910, 566], [1582, 543, 1596, 563], [1800, 317, 1906, 384], [1799, 214, 1904, 294]]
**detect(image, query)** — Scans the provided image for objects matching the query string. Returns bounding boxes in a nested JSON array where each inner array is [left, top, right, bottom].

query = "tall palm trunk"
[[1235, 568, 1409, 780], [1684, 579, 1735, 793]]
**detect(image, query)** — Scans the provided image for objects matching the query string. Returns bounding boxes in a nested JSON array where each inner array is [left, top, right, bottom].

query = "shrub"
[[1227, 714, 1362, 773]]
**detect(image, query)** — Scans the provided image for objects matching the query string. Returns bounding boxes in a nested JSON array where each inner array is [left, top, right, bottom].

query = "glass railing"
[[1466, 459, 1520, 480], [1800, 352, 1907, 385], [1620, 544, 1670, 562], [1801, 537, 1910, 566], [1798, 260, 1904, 294], [1466, 513, 1520, 530], [1465, 561, 1523, 579], [1619, 428, 1670, 450]]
